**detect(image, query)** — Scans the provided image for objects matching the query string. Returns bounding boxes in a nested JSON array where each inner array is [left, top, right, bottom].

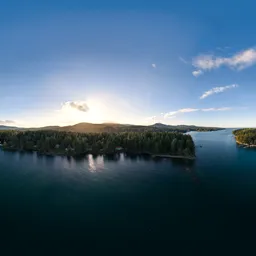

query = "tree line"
[[233, 129, 256, 145], [0, 130, 195, 157]]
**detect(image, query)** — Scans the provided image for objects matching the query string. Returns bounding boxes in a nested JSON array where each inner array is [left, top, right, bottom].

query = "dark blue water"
[[1, 129, 256, 242]]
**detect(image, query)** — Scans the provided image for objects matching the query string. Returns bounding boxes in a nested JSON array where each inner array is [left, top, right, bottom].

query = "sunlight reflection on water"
[[96, 155, 105, 171], [88, 155, 96, 172]]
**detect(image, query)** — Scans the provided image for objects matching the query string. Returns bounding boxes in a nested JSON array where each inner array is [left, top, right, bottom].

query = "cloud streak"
[[179, 57, 188, 64], [152, 63, 156, 68], [62, 101, 89, 112], [200, 84, 238, 99], [0, 120, 15, 125], [192, 48, 256, 75], [163, 107, 232, 119], [164, 108, 199, 118], [146, 107, 234, 124], [201, 107, 231, 112]]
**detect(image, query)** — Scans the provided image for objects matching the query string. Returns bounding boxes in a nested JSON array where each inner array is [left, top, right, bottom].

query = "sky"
[[1, 0, 256, 128]]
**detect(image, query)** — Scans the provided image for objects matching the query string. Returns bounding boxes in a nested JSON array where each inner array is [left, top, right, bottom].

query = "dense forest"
[[233, 129, 256, 146], [0, 130, 195, 157], [31, 122, 222, 133], [0, 122, 223, 133]]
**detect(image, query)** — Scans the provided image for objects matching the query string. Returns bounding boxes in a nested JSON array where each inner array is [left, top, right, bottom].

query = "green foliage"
[[233, 129, 256, 145], [28, 122, 223, 133], [0, 130, 195, 157]]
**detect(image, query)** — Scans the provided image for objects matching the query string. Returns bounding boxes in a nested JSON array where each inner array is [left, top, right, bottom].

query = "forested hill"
[[233, 129, 256, 146], [0, 130, 195, 157], [30, 122, 223, 133], [0, 125, 18, 130]]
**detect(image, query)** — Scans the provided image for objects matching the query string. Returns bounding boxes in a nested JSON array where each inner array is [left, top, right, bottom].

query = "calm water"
[[1, 129, 256, 241]]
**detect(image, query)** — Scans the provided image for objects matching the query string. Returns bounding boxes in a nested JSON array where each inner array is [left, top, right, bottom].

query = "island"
[[0, 130, 195, 159], [233, 129, 256, 147]]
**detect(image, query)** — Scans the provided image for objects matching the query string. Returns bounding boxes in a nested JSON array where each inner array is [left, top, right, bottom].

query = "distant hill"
[[0, 122, 223, 133], [0, 125, 19, 130], [30, 122, 223, 133], [32, 126, 61, 131], [151, 123, 170, 128], [150, 123, 222, 131]]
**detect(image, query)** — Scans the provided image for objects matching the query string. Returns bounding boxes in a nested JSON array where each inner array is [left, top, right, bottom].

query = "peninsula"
[[233, 129, 256, 147], [0, 130, 195, 159]]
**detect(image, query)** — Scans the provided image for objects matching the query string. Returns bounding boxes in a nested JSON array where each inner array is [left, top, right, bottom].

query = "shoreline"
[[152, 154, 196, 160], [0, 147, 196, 160], [234, 137, 256, 148]]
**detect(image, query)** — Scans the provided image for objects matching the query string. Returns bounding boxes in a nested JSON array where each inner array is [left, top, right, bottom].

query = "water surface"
[[0, 129, 255, 241]]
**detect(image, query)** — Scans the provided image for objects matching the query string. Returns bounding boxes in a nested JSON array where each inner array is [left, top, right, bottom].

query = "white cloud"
[[0, 120, 15, 125], [152, 63, 156, 68], [62, 101, 89, 112], [192, 48, 256, 74], [202, 107, 231, 112], [164, 114, 177, 119], [192, 70, 203, 77], [164, 108, 199, 118], [179, 108, 199, 113], [200, 84, 238, 99], [164, 111, 177, 118]]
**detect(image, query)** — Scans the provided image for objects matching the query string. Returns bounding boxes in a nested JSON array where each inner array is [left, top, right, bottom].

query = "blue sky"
[[1, 0, 256, 127]]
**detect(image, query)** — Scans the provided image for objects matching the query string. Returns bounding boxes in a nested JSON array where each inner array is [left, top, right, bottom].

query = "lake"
[[0, 128, 256, 242]]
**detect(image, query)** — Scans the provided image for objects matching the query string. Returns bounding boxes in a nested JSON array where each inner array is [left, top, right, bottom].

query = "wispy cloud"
[[179, 108, 200, 113], [164, 111, 177, 118], [62, 101, 89, 112], [192, 70, 203, 77], [0, 120, 15, 125], [164, 108, 199, 118], [148, 106, 234, 123], [179, 57, 188, 64], [164, 107, 232, 118], [202, 107, 232, 112], [164, 114, 177, 119], [192, 48, 256, 75], [200, 84, 238, 99], [152, 63, 156, 68]]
